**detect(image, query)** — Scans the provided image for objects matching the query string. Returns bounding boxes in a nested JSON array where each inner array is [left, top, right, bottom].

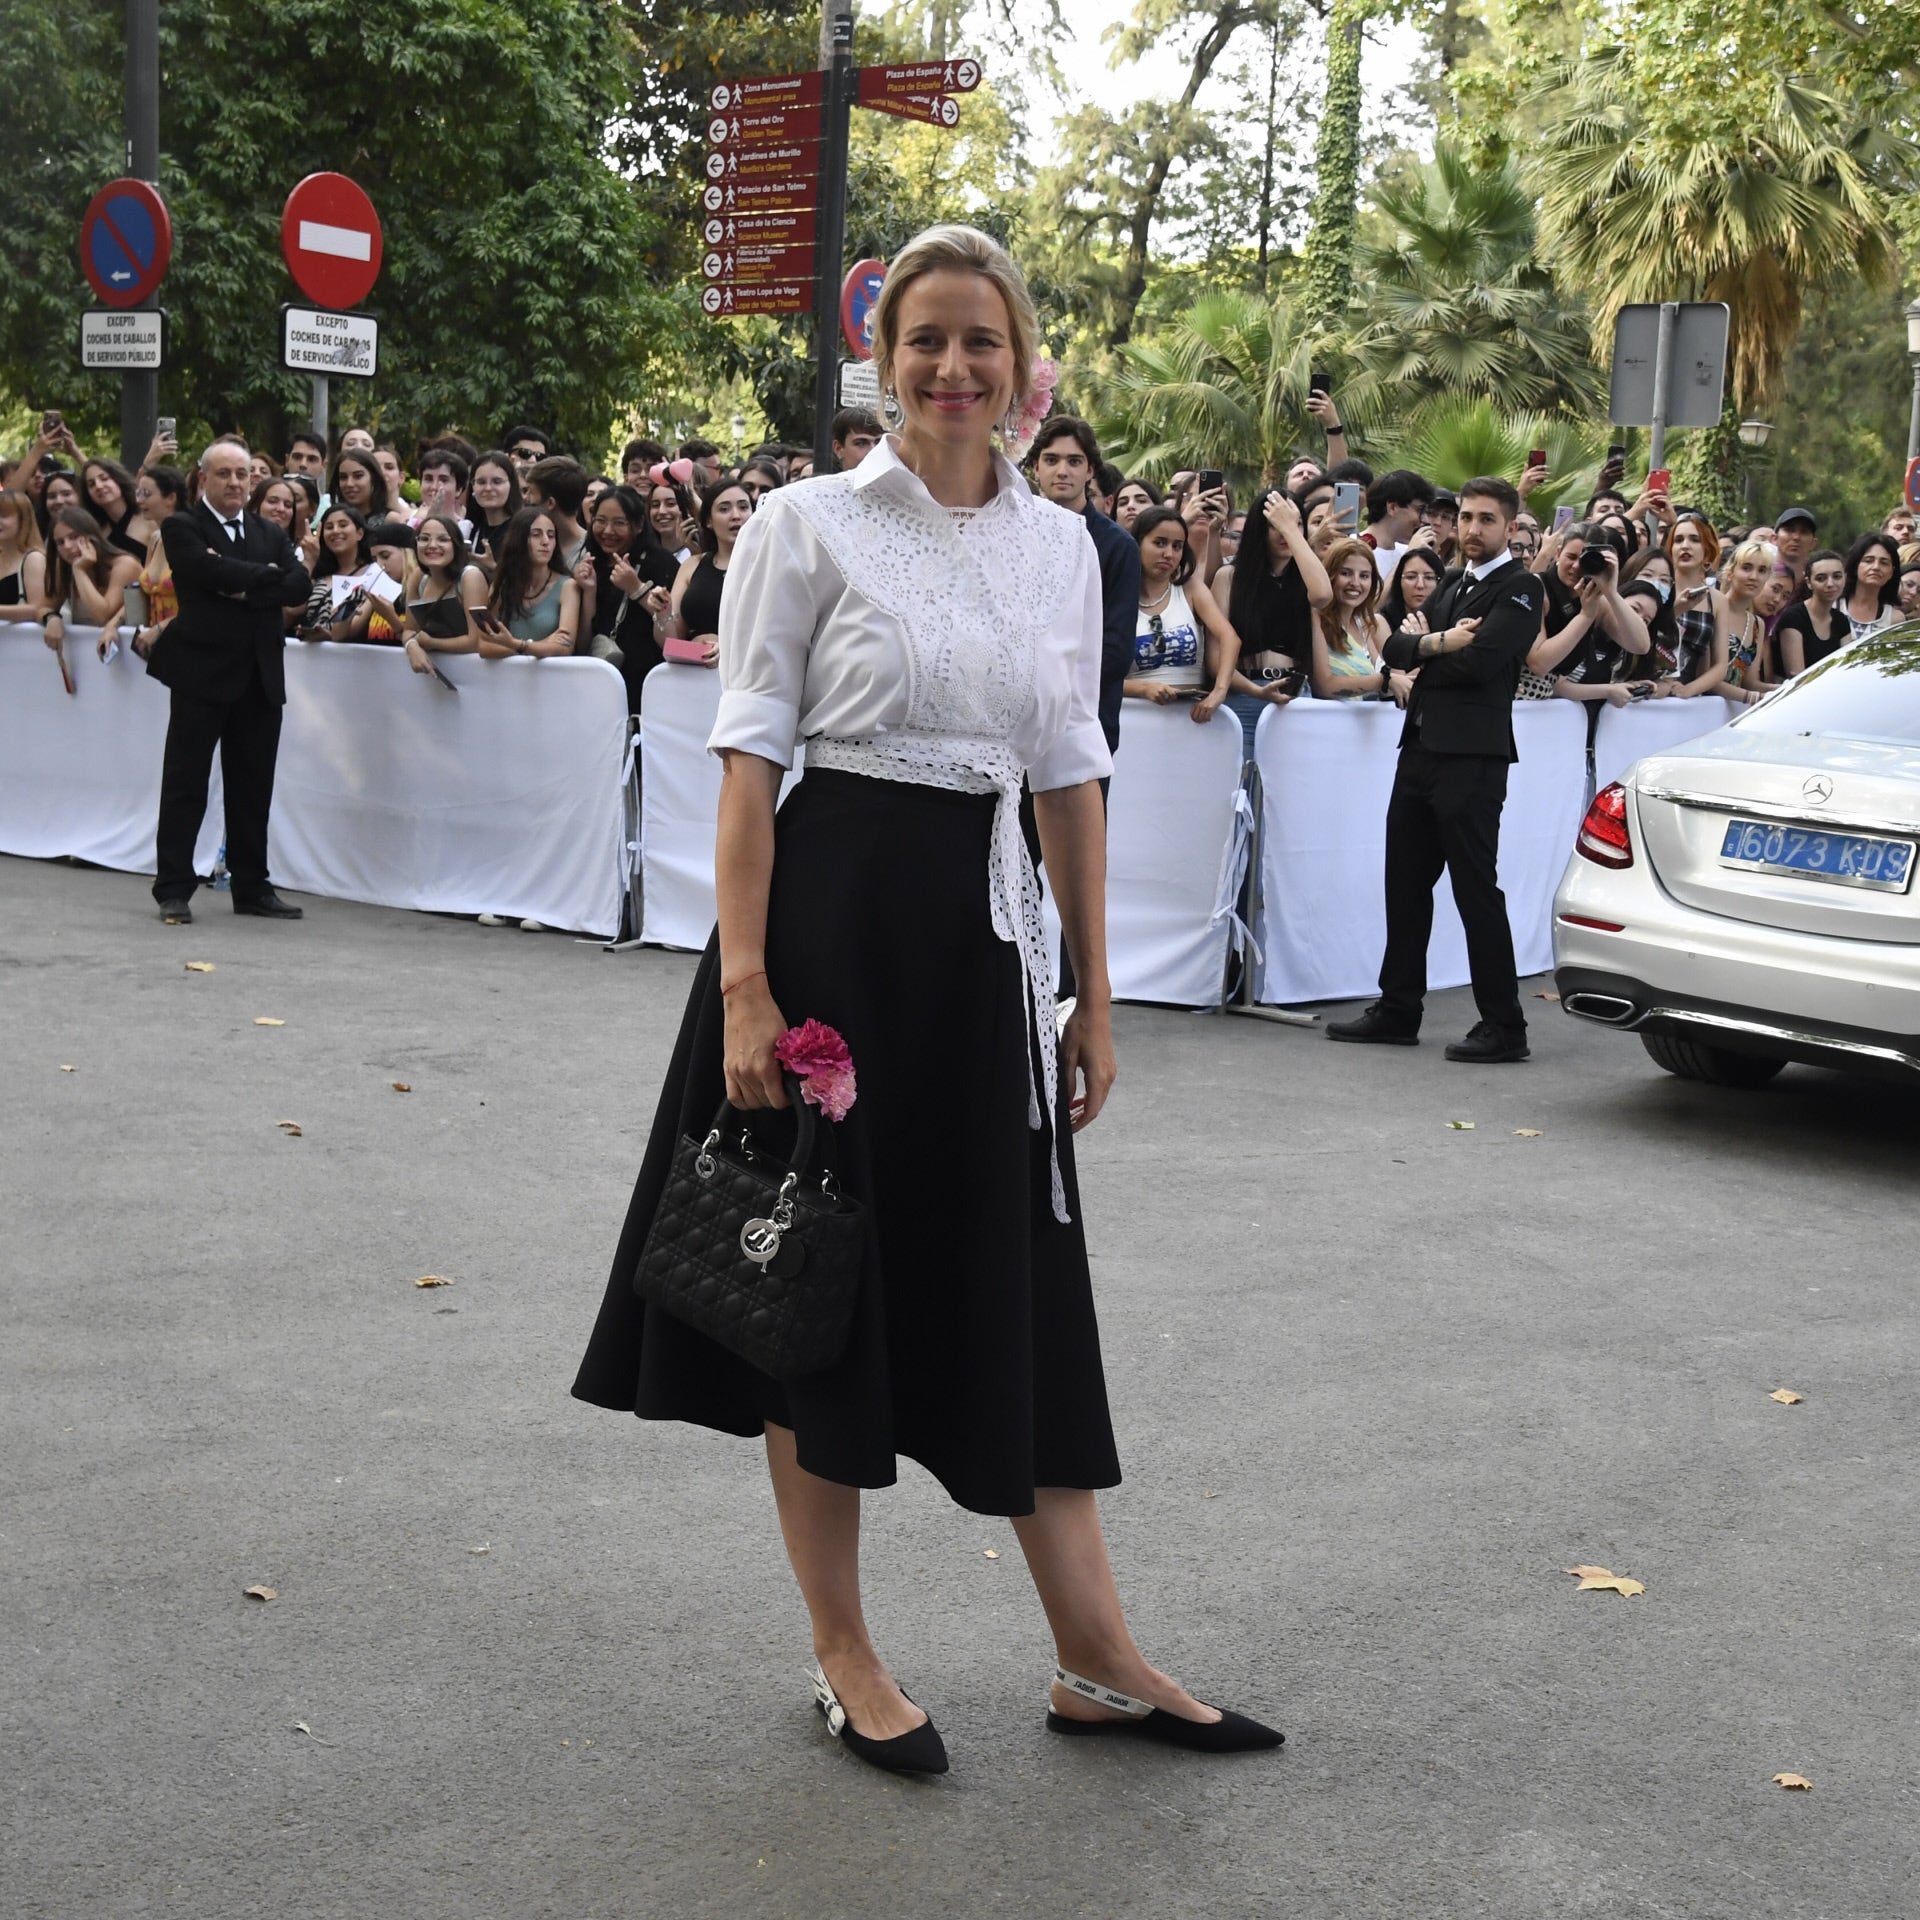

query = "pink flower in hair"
[[775, 1019, 857, 1120], [1006, 353, 1060, 458]]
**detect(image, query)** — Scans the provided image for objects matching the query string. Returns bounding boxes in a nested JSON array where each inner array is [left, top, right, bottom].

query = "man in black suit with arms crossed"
[[149, 438, 312, 926], [1328, 475, 1544, 1063]]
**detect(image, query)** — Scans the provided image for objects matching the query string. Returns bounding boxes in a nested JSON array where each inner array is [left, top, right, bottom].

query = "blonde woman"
[[574, 224, 1282, 1776], [1309, 536, 1391, 698], [1683, 538, 1777, 705]]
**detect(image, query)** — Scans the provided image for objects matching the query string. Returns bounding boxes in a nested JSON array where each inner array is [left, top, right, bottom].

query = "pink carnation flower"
[[775, 1019, 857, 1120]]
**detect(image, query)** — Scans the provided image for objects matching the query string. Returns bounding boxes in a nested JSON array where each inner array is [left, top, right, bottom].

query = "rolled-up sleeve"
[[1027, 534, 1114, 792], [708, 496, 829, 768]]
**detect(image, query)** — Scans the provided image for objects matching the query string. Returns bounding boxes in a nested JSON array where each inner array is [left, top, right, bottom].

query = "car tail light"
[[1576, 782, 1633, 868]]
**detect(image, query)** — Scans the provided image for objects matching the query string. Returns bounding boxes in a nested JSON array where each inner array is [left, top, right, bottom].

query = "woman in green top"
[[479, 507, 580, 660]]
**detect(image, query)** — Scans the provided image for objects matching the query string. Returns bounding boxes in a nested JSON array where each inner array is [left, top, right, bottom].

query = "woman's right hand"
[[1402, 611, 1429, 635], [1264, 492, 1302, 539], [41, 616, 63, 652], [723, 977, 789, 1110], [403, 636, 432, 675]]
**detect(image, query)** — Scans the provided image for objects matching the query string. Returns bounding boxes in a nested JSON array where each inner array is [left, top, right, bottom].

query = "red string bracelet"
[[721, 970, 766, 997]]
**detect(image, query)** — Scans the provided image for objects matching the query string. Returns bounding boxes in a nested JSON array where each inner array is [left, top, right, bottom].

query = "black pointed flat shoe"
[[1045, 1666, 1284, 1753], [812, 1664, 949, 1775]]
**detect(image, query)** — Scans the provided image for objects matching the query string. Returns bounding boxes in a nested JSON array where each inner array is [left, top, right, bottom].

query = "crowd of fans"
[[5, 392, 1916, 783]]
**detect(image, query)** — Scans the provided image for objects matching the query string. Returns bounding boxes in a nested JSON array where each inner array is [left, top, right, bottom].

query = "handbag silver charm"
[[740, 1174, 799, 1267]]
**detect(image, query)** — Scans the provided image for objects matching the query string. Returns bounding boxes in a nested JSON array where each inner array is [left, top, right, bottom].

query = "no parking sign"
[[841, 259, 886, 359]]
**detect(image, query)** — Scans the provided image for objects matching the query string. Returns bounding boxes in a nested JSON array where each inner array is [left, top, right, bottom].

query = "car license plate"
[[1719, 818, 1916, 893]]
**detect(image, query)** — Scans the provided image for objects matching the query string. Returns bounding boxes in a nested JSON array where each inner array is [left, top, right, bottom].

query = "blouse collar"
[[851, 432, 1027, 513]]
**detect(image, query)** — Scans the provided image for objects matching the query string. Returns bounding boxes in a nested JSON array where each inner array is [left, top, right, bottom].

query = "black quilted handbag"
[[632, 1073, 868, 1380]]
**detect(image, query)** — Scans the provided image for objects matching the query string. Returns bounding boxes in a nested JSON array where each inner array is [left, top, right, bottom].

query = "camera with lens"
[[1577, 544, 1614, 578]]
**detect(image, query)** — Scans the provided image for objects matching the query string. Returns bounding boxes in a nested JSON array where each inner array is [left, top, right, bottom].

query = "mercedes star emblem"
[[1802, 774, 1833, 804]]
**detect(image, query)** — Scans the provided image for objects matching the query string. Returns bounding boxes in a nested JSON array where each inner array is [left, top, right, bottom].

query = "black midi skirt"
[[571, 767, 1121, 1517]]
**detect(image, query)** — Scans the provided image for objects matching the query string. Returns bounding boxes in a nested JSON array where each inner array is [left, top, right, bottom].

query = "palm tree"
[[1093, 289, 1375, 489], [1527, 49, 1903, 510], [1344, 138, 1603, 416], [1374, 394, 1606, 511]]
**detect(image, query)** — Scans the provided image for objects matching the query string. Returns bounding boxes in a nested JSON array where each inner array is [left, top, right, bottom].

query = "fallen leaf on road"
[[1770, 1389, 1804, 1404], [184, 961, 215, 973], [1565, 1565, 1646, 1597], [1772, 1773, 1812, 1790], [293, 1721, 312, 1735], [391, 1082, 412, 1093], [276, 1120, 303, 1137], [983, 1549, 999, 1560], [415, 1274, 453, 1288], [243, 1585, 277, 1602], [1513, 1128, 1543, 1137], [469, 1543, 491, 1555], [1535, 990, 1560, 1001], [1448, 1120, 1475, 1130], [1203, 1490, 1218, 1500], [253, 1017, 285, 1027], [59, 1065, 76, 1073]]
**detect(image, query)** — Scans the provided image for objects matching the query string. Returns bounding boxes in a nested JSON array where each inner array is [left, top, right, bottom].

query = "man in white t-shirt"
[[1365, 469, 1437, 579]]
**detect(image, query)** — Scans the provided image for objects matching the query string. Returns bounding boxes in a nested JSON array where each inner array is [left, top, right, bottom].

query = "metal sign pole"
[[810, 0, 855, 472], [120, 0, 159, 467], [1643, 300, 1678, 548], [311, 374, 329, 448]]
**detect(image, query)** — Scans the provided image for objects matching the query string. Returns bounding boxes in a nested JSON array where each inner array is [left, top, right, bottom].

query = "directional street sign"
[[861, 58, 981, 96], [706, 104, 823, 147], [703, 208, 819, 250], [859, 86, 960, 127], [281, 174, 383, 310], [80, 179, 172, 308], [702, 282, 813, 316], [710, 72, 824, 113], [703, 243, 819, 284], [80, 308, 166, 370], [704, 177, 819, 216]]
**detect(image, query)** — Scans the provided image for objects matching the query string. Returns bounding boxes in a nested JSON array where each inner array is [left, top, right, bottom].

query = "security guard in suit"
[[1328, 476, 1545, 1062]]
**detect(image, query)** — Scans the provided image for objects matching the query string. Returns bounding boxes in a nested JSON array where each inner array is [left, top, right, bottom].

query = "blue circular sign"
[[81, 179, 172, 308], [841, 259, 887, 359]]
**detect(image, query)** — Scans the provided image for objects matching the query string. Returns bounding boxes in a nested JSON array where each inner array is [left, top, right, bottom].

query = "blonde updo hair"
[[869, 224, 1039, 426]]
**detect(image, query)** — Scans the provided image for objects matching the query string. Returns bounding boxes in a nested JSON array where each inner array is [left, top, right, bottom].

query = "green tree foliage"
[[1374, 393, 1604, 508], [0, 0, 694, 454], [1344, 137, 1600, 415], [1298, 0, 1370, 330], [1094, 288, 1365, 486]]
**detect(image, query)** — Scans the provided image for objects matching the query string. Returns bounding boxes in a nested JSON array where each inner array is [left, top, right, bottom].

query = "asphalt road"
[[4, 853, 1916, 1920]]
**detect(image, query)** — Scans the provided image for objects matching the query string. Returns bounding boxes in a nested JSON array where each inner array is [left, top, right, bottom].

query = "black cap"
[[1776, 505, 1817, 530], [1431, 490, 1458, 510]]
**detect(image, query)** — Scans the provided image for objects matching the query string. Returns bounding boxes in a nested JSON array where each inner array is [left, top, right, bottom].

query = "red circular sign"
[[841, 259, 887, 359], [281, 173, 383, 309], [80, 179, 172, 308]]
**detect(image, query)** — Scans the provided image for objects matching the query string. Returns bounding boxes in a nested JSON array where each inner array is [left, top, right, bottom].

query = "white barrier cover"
[[1592, 697, 1733, 794], [1105, 701, 1249, 1006], [0, 628, 223, 875], [0, 633, 628, 937], [637, 663, 728, 950], [1251, 698, 1589, 1005]]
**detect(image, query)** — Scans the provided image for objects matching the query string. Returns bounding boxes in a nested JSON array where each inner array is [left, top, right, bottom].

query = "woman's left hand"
[[1191, 691, 1223, 723], [609, 553, 641, 596], [1060, 1000, 1116, 1132]]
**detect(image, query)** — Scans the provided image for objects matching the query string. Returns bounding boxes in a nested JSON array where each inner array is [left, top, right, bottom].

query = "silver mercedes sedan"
[[1552, 624, 1920, 1085]]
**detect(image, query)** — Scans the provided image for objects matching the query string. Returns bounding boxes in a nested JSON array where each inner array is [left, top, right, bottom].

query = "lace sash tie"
[[806, 734, 1069, 1224]]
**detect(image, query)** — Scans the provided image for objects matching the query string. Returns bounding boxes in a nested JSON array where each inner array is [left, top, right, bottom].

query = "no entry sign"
[[80, 179, 172, 309], [281, 174, 383, 309]]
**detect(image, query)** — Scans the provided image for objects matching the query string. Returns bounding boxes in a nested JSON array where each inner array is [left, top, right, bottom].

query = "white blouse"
[[708, 435, 1109, 1224], [708, 434, 1110, 791]]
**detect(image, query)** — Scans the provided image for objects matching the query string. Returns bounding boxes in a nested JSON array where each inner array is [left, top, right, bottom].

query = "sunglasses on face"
[[511, 447, 542, 462]]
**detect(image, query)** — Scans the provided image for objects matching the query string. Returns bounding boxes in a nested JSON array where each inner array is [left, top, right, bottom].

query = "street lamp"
[[1736, 418, 1772, 518], [729, 411, 746, 458], [1905, 297, 1920, 462]]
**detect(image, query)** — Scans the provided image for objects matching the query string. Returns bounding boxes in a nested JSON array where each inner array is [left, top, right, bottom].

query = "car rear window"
[[1740, 622, 1920, 747]]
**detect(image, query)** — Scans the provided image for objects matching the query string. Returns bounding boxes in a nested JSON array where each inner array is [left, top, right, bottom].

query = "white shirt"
[[1466, 549, 1515, 583], [709, 434, 1110, 792], [1371, 539, 1410, 580]]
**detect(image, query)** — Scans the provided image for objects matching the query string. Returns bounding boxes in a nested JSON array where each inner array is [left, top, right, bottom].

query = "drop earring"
[[881, 385, 905, 430]]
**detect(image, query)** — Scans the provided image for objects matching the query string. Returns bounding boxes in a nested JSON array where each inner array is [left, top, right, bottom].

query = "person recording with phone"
[[1216, 484, 1332, 750], [1124, 506, 1237, 723], [1179, 467, 1231, 585], [1525, 523, 1651, 703]]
